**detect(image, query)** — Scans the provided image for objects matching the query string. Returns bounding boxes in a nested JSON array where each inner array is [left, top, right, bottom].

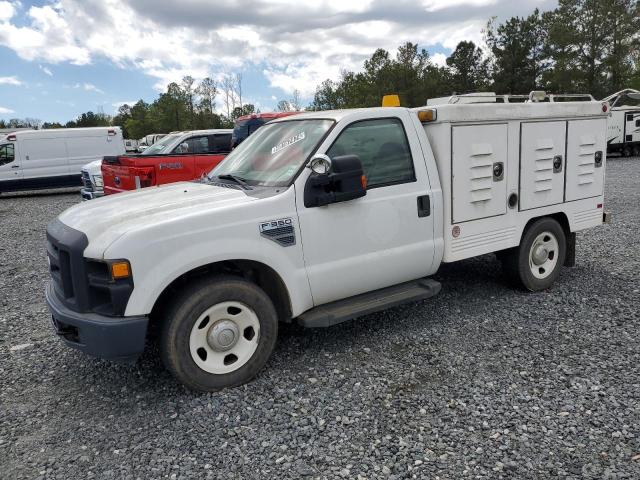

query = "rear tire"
[[632, 144, 640, 157], [622, 145, 632, 157], [160, 275, 278, 391], [502, 218, 566, 291]]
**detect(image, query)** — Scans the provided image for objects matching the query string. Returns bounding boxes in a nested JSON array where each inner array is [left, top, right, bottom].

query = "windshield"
[[141, 133, 181, 155], [211, 119, 333, 187]]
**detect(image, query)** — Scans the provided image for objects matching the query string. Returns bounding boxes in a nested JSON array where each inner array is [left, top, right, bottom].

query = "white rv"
[[0, 127, 125, 194], [603, 88, 640, 156]]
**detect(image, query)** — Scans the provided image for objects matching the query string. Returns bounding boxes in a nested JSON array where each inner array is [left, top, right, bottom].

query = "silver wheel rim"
[[528, 231, 559, 279], [189, 301, 260, 374]]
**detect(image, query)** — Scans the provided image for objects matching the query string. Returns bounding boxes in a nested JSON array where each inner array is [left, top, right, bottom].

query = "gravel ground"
[[1, 160, 639, 480]]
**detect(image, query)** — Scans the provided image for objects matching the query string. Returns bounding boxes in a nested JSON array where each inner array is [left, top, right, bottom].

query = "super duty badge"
[[259, 218, 296, 247]]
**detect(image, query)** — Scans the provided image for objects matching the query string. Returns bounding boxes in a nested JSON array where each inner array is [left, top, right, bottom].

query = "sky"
[[0, 0, 557, 123]]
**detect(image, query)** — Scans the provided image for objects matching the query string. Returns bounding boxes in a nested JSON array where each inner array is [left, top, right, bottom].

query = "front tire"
[[502, 218, 566, 291], [160, 275, 278, 391]]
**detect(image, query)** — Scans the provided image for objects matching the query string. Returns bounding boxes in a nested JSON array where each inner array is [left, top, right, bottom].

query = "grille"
[[46, 219, 90, 312], [81, 171, 93, 191], [47, 238, 74, 300]]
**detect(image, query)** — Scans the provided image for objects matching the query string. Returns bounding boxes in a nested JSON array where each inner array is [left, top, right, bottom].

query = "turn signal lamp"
[[417, 109, 437, 122], [111, 261, 131, 279], [382, 95, 401, 107], [361, 175, 367, 189]]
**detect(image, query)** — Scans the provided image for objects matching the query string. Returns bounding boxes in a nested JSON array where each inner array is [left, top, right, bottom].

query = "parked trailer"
[[45, 92, 610, 391], [0, 127, 124, 194], [603, 88, 640, 156]]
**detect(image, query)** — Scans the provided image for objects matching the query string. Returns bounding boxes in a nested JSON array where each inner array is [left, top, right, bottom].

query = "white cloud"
[[0, 75, 22, 85], [431, 52, 448, 67], [39, 65, 53, 76], [72, 82, 104, 94], [422, 0, 498, 12], [0, 0, 549, 98], [0, 106, 14, 114], [0, 1, 16, 22]]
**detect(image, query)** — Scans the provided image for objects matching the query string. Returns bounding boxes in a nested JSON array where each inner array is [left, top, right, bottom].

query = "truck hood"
[[58, 181, 256, 258]]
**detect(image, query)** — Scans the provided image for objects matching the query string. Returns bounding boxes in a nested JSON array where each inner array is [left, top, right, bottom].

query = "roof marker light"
[[382, 95, 400, 107]]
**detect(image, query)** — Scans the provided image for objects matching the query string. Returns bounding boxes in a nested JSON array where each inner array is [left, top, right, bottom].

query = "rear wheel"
[[622, 145, 632, 157], [502, 218, 566, 291], [160, 275, 278, 391], [632, 144, 640, 157]]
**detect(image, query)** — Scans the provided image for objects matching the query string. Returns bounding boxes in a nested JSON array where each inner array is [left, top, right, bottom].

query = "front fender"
[[102, 188, 313, 318]]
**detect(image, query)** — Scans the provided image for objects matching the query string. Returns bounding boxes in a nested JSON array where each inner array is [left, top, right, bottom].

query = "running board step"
[[297, 278, 441, 328]]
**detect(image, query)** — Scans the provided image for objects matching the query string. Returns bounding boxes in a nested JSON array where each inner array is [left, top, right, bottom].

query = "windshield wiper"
[[216, 173, 253, 190]]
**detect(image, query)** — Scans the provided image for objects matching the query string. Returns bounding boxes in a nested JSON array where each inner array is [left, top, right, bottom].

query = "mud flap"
[[564, 231, 576, 267]]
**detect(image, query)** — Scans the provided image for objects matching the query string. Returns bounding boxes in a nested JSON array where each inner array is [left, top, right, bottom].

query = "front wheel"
[[502, 218, 566, 291], [160, 276, 278, 391]]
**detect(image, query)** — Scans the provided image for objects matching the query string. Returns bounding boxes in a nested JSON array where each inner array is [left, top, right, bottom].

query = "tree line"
[[309, 0, 639, 109], [2, 0, 638, 136]]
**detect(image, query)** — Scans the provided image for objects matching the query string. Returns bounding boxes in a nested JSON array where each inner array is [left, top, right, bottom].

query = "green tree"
[[446, 41, 490, 93], [486, 9, 549, 93], [308, 42, 451, 110]]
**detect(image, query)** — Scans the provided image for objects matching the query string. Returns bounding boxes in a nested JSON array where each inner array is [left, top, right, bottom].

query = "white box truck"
[[0, 127, 125, 194], [603, 88, 640, 156], [44, 92, 610, 391]]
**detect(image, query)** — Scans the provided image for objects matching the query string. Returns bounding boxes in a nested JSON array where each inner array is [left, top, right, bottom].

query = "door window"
[[188, 136, 209, 154], [326, 118, 415, 188], [209, 134, 232, 153], [0, 143, 15, 166]]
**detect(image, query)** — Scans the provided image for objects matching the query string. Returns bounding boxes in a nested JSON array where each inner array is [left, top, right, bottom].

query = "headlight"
[[92, 175, 104, 187]]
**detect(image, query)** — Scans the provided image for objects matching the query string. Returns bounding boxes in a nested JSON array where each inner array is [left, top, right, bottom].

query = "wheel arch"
[[519, 212, 574, 267], [150, 259, 293, 325]]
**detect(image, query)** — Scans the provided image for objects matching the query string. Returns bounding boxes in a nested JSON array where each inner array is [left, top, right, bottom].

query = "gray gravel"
[[1, 160, 639, 480]]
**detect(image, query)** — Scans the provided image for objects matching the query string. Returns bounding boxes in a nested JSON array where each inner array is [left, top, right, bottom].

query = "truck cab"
[[45, 94, 609, 391]]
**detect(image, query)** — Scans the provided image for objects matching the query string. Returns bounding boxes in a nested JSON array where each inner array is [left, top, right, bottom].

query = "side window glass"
[[0, 143, 15, 166], [188, 136, 209, 154], [326, 118, 415, 188], [209, 134, 231, 153]]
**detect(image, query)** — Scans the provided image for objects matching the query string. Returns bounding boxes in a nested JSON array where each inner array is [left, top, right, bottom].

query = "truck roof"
[[270, 101, 608, 124], [236, 112, 298, 122], [167, 129, 233, 136], [6, 126, 122, 140]]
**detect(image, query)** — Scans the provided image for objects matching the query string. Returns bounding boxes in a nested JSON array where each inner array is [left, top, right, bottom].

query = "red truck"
[[102, 129, 232, 195]]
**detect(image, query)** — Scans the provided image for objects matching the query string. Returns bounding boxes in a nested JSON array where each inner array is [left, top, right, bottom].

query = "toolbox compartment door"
[[451, 124, 507, 223], [565, 118, 606, 201], [519, 121, 566, 210]]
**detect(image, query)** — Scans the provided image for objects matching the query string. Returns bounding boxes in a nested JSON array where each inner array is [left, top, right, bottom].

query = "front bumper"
[[45, 282, 148, 361], [81, 188, 105, 201]]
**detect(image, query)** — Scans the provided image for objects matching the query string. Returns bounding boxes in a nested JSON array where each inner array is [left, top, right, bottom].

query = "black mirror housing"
[[304, 154, 367, 208]]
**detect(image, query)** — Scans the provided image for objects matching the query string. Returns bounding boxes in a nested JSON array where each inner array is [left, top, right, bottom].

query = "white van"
[[0, 127, 125, 194]]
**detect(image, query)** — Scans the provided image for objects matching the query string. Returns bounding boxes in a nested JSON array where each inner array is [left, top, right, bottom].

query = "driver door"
[[295, 110, 437, 307], [0, 142, 22, 188]]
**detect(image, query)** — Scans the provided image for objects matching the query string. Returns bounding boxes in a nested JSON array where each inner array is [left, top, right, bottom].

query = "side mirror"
[[304, 154, 367, 208]]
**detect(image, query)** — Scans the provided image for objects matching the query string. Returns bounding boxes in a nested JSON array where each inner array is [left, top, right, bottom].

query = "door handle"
[[417, 195, 430, 217], [11, 165, 20, 169]]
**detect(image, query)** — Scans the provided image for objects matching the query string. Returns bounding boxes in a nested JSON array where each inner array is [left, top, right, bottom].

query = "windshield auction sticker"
[[271, 131, 306, 155]]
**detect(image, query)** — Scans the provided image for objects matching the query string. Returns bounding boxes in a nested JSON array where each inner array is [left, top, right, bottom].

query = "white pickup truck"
[[45, 92, 610, 391]]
